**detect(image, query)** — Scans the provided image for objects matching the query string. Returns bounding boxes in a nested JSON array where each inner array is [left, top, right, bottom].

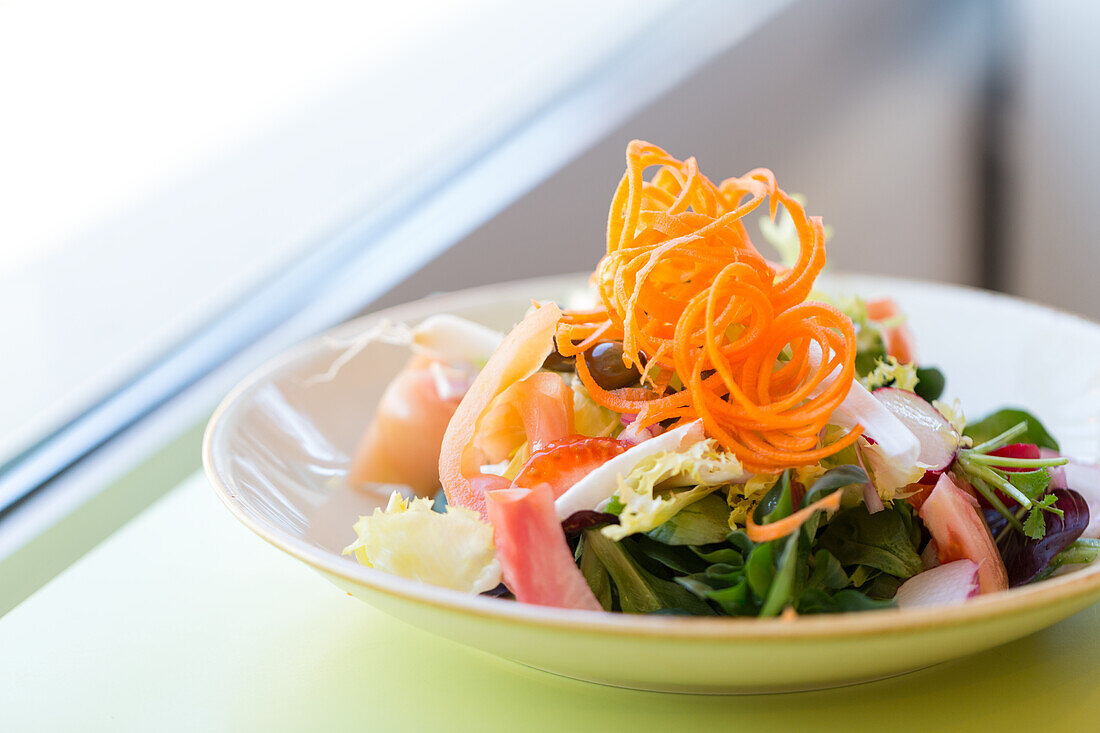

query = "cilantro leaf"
[[1007, 468, 1050, 501], [1021, 494, 1062, 540], [1023, 506, 1046, 539]]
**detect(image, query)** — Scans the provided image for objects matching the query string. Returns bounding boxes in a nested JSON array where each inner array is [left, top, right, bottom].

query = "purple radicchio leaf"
[[984, 488, 1089, 587], [561, 510, 619, 536]]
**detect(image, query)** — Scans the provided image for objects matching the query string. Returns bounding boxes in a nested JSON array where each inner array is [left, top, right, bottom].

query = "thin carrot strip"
[[745, 488, 845, 543]]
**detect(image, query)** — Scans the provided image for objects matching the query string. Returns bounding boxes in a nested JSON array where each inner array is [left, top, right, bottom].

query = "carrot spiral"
[[557, 141, 861, 473]]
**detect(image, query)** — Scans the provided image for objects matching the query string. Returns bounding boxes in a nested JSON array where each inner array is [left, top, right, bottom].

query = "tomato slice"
[[439, 304, 561, 518], [905, 481, 934, 511], [513, 436, 628, 499], [919, 473, 1009, 594], [485, 485, 602, 610]]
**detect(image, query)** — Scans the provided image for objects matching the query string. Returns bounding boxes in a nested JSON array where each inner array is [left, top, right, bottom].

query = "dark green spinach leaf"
[[965, 408, 1060, 451], [628, 535, 708, 575], [583, 529, 714, 615], [753, 470, 794, 524], [806, 549, 849, 591], [745, 542, 776, 600], [914, 366, 946, 402], [801, 465, 869, 538], [760, 530, 801, 616], [577, 536, 612, 611], [798, 588, 897, 614], [817, 505, 924, 579], [855, 341, 887, 378], [802, 465, 870, 507]]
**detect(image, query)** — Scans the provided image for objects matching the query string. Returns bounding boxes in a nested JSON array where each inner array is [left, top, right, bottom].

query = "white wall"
[[373, 0, 992, 310], [1005, 0, 1100, 318]]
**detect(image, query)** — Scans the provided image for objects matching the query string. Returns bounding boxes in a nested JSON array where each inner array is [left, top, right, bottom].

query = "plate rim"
[[203, 271, 1100, 641]]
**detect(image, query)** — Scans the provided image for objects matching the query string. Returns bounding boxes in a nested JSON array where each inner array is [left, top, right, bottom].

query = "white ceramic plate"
[[203, 273, 1100, 693]]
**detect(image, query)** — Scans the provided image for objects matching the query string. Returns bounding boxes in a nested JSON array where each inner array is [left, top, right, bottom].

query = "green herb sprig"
[[955, 420, 1068, 540]]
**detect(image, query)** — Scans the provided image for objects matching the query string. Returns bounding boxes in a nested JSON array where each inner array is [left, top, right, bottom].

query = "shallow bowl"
[[203, 273, 1100, 693]]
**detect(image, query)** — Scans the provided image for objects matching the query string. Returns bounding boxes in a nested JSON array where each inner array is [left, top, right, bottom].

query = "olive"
[[583, 341, 641, 390], [542, 349, 575, 372]]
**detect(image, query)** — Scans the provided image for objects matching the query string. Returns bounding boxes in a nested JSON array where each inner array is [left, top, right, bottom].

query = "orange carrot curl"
[[556, 141, 861, 474]]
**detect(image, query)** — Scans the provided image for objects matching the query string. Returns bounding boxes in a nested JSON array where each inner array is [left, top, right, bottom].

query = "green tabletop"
[[2, 470, 1099, 731]]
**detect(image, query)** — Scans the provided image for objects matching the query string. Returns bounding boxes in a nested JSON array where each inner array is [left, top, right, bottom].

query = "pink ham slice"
[[866, 297, 917, 364], [485, 485, 602, 611], [350, 355, 463, 496]]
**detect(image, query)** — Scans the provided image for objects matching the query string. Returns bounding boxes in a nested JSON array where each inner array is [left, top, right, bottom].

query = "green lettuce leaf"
[[965, 408, 1059, 451], [569, 375, 622, 438], [583, 530, 713, 615], [602, 439, 744, 541], [816, 504, 924, 579], [914, 366, 946, 402], [646, 493, 732, 546]]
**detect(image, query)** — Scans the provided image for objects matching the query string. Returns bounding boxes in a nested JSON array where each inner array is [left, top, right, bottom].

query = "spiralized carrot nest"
[[555, 140, 862, 474]]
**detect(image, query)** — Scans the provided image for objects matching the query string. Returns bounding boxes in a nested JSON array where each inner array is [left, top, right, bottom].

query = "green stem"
[[996, 504, 1031, 544], [970, 421, 1029, 455], [959, 457, 1033, 508], [969, 474, 1024, 532], [962, 452, 1068, 468], [855, 442, 880, 493]]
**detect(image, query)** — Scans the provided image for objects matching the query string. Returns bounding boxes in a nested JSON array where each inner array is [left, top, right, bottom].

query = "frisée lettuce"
[[602, 439, 745, 540], [344, 492, 501, 593]]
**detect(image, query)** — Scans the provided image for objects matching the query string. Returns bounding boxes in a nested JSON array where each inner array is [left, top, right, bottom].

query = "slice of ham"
[[440, 304, 562, 518], [866, 297, 917, 364], [350, 354, 463, 496], [485, 485, 602, 611], [349, 314, 502, 497]]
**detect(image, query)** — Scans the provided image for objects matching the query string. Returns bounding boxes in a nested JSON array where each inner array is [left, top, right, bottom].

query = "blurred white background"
[[1005, 0, 1100, 319]]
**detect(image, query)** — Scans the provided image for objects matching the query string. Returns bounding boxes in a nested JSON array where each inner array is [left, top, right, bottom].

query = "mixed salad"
[[344, 141, 1100, 616]]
